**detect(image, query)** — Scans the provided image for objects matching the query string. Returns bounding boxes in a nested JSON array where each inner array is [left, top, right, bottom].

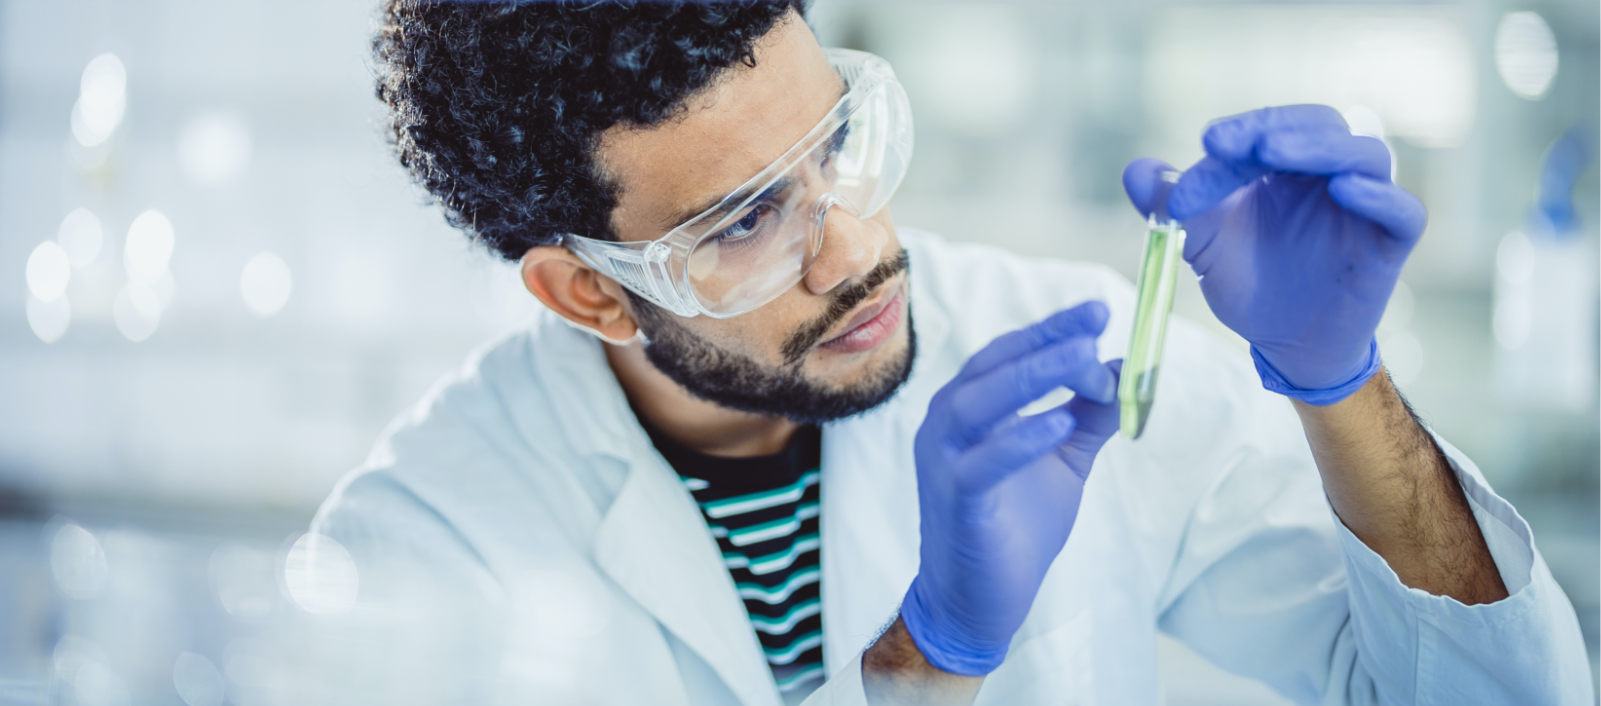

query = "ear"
[[520, 245, 641, 344]]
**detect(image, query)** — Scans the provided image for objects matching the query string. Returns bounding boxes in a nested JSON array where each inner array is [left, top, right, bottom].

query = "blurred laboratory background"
[[1, 0, 1596, 704]]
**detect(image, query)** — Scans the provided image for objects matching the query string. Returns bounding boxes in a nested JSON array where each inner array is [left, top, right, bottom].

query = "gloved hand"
[[1122, 105, 1428, 404], [901, 302, 1121, 676]]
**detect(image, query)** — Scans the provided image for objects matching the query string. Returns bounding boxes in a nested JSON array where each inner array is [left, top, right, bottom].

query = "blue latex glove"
[[1122, 105, 1428, 404], [901, 302, 1121, 675]]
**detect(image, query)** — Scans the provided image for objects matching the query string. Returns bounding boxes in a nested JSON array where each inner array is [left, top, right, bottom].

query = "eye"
[[715, 206, 766, 243]]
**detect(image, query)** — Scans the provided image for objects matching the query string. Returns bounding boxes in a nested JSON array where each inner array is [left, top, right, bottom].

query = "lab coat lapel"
[[820, 244, 956, 673], [592, 431, 780, 706], [530, 316, 778, 706]]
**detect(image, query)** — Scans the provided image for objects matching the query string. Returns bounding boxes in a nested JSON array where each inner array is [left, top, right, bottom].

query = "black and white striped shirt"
[[641, 420, 825, 702]]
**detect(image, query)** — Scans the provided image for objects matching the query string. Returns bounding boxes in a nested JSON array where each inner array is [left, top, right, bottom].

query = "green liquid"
[[1119, 220, 1186, 439]]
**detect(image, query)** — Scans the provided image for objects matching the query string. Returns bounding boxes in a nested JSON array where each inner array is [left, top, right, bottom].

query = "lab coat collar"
[[524, 317, 779, 706], [562, 232, 952, 704], [594, 444, 781, 706]]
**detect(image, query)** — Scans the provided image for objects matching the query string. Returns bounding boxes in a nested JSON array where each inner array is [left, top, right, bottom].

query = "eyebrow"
[[659, 82, 850, 232], [662, 173, 796, 232]]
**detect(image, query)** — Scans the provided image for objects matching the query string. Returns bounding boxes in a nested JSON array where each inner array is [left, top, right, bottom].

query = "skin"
[[518, 10, 1506, 705], [1293, 371, 1507, 606]]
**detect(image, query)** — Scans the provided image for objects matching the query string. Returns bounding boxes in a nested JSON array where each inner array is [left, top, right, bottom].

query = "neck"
[[605, 340, 801, 457]]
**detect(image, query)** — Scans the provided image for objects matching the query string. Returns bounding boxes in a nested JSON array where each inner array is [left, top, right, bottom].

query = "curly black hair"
[[374, 0, 806, 261]]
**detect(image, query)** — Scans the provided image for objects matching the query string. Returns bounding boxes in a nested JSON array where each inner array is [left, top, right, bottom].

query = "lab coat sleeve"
[[797, 652, 870, 706], [309, 469, 511, 703], [312, 469, 504, 606], [1158, 430, 1594, 705]]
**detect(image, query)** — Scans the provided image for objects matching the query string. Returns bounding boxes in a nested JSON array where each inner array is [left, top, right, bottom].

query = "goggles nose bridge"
[[809, 191, 855, 260], [808, 190, 864, 269], [806, 189, 845, 264]]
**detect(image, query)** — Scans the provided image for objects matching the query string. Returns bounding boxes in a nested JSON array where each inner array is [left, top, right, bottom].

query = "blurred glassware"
[[1493, 126, 1597, 411]]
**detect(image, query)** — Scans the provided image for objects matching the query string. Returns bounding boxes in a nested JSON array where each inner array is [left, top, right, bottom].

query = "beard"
[[630, 249, 916, 425]]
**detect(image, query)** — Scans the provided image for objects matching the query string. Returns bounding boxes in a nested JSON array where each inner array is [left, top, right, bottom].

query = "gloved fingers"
[[1168, 155, 1267, 222], [1174, 189, 1238, 267], [949, 339, 1115, 445], [1257, 129, 1391, 181], [1327, 173, 1429, 246], [1121, 157, 1177, 218], [954, 408, 1077, 492], [955, 301, 1110, 382], [1044, 360, 1121, 477], [1172, 105, 1354, 220], [1200, 105, 1350, 163]]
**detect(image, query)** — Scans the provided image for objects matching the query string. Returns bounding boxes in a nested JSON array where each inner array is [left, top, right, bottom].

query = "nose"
[[803, 202, 888, 296]]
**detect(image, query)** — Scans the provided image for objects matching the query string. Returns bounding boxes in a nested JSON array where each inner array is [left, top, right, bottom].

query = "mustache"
[[780, 248, 910, 366]]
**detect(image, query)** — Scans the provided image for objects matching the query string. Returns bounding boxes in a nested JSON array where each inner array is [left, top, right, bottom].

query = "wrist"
[[863, 616, 984, 706], [1251, 338, 1381, 406], [899, 577, 1011, 677]]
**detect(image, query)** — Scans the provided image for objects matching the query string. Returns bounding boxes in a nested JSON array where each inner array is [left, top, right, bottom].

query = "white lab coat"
[[313, 229, 1592, 705]]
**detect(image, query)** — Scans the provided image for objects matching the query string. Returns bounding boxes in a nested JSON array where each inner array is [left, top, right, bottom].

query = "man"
[[313, 2, 1592, 704]]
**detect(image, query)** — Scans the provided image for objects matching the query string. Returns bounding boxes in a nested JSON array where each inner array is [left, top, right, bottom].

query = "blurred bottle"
[[1492, 125, 1598, 411]]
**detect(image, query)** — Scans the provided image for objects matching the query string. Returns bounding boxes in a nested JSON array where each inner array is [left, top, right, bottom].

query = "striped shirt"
[[640, 419, 825, 703]]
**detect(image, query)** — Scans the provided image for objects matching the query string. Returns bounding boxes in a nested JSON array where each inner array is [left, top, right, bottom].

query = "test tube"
[[1118, 170, 1186, 440]]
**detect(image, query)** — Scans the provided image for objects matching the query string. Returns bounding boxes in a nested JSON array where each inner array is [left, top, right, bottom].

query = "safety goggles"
[[562, 48, 913, 318]]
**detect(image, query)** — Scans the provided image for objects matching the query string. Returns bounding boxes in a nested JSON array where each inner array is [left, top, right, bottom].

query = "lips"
[[818, 284, 906, 355]]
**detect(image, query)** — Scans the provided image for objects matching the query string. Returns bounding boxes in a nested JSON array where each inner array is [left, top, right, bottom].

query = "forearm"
[[862, 617, 984, 706], [1292, 368, 1507, 604]]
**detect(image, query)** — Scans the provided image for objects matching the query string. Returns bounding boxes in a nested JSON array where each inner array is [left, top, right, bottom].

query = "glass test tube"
[[1118, 171, 1186, 440]]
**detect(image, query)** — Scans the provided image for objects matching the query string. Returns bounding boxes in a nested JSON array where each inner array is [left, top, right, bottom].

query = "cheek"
[[675, 310, 802, 366]]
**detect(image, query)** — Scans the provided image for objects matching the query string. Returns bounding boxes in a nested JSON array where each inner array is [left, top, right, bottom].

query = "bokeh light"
[[27, 241, 72, 302], [149, 270, 177, 311], [25, 240, 74, 342], [27, 294, 72, 343], [283, 533, 358, 615], [50, 522, 109, 600], [223, 649, 276, 706], [1494, 12, 1559, 101], [73, 661, 131, 706], [58, 208, 104, 267], [70, 53, 127, 148], [1380, 330, 1424, 386], [124, 210, 175, 285], [172, 652, 226, 706], [239, 252, 292, 318], [178, 112, 253, 186], [113, 283, 162, 342], [53, 635, 108, 686], [209, 543, 276, 618]]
